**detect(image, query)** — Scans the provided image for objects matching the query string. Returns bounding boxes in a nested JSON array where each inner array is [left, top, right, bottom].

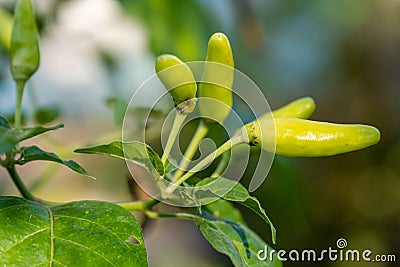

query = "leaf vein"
[[0, 203, 39, 213], [0, 228, 49, 255], [47, 206, 54, 267], [54, 214, 134, 248], [52, 259, 67, 267], [54, 237, 117, 266]]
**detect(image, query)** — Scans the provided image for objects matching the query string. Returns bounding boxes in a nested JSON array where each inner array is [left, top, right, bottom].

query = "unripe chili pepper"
[[156, 54, 197, 113], [267, 97, 316, 119], [199, 32, 234, 123], [11, 0, 40, 83], [0, 8, 13, 51], [245, 117, 380, 157]]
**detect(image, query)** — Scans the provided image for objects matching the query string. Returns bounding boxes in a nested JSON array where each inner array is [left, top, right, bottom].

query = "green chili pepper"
[[267, 96, 316, 119], [236, 96, 315, 146], [0, 8, 13, 51], [156, 54, 197, 113], [245, 117, 380, 157], [199, 32, 234, 123], [11, 0, 40, 84]]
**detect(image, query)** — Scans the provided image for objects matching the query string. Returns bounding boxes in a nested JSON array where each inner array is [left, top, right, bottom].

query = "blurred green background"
[[0, 0, 399, 266]]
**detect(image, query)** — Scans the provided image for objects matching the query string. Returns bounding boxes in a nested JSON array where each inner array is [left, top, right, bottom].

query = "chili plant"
[[0, 1, 380, 266]]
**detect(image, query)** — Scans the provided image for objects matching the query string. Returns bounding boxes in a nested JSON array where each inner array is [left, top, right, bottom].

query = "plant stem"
[[165, 132, 246, 195], [14, 80, 25, 129], [210, 150, 230, 177], [161, 112, 187, 165], [118, 199, 159, 211], [3, 165, 160, 209], [172, 120, 209, 182], [6, 165, 36, 201], [145, 210, 199, 220]]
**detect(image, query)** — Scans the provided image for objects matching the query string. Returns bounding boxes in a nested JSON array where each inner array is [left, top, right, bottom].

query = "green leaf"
[[75, 141, 164, 176], [34, 106, 61, 124], [205, 199, 246, 225], [195, 212, 281, 267], [0, 124, 64, 154], [19, 145, 94, 178], [0, 116, 11, 129], [0, 196, 148, 266], [196, 177, 276, 244], [164, 157, 177, 175], [106, 96, 128, 125]]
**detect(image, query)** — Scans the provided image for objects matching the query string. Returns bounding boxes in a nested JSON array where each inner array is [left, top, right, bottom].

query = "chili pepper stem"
[[164, 131, 246, 196], [210, 150, 230, 177], [118, 199, 160, 211], [171, 119, 209, 182], [144, 210, 199, 220], [14, 80, 25, 129], [161, 112, 187, 165]]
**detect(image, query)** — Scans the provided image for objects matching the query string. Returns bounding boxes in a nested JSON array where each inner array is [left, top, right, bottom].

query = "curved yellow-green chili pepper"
[[156, 54, 197, 113], [267, 97, 316, 119], [11, 0, 40, 83], [0, 8, 13, 51], [199, 32, 234, 123], [245, 117, 380, 157]]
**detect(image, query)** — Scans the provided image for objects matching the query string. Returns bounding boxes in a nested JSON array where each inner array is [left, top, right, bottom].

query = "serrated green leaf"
[[196, 177, 276, 244], [74, 141, 164, 176], [0, 196, 148, 266], [19, 145, 93, 178], [0, 124, 64, 154], [195, 212, 281, 267], [0, 115, 11, 129]]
